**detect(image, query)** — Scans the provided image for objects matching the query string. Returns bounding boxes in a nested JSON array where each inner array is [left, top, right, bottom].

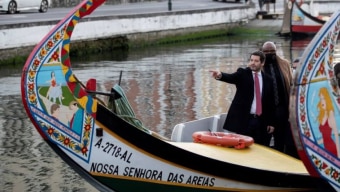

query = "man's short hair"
[[251, 51, 266, 63]]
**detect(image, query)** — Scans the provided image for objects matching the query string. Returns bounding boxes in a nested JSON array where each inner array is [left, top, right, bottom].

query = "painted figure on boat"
[[50, 103, 61, 120], [67, 100, 84, 135], [46, 71, 63, 104], [317, 87, 340, 157]]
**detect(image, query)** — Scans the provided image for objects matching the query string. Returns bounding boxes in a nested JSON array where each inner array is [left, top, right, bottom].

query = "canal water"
[[0, 35, 309, 191]]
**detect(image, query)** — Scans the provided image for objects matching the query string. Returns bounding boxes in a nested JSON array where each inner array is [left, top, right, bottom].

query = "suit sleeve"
[[218, 68, 245, 84]]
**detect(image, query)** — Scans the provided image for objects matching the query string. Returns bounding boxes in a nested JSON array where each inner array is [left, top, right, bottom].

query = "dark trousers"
[[273, 105, 287, 151], [241, 115, 271, 146], [284, 122, 299, 159], [273, 105, 299, 158]]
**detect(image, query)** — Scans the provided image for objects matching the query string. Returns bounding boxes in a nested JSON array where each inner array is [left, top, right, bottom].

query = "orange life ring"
[[192, 131, 254, 149]]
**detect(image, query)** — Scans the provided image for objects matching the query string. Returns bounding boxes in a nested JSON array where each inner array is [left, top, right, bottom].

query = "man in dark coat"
[[210, 51, 276, 146], [261, 41, 299, 158]]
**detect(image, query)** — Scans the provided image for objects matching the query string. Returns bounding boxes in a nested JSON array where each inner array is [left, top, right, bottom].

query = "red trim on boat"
[[291, 25, 322, 34]]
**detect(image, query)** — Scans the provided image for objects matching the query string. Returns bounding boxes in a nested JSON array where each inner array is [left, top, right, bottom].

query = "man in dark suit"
[[210, 51, 276, 146]]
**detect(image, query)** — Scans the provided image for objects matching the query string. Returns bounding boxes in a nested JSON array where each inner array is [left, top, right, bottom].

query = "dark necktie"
[[269, 64, 279, 105], [255, 73, 262, 115]]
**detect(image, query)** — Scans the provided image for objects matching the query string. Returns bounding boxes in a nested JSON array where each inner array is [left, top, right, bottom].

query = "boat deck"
[[168, 142, 309, 175]]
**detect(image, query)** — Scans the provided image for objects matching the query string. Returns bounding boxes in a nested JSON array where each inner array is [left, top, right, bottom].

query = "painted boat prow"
[[290, 9, 340, 191], [21, 0, 106, 139], [21, 0, 108, 190]]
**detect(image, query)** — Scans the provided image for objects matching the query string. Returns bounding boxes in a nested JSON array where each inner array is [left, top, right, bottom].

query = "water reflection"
[[74, 41, 267, 137], [0, 37, 306, 191]]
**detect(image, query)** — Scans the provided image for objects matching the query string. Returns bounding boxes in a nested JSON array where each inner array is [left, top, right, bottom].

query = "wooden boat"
[[281, 0, 340, 38], [20, 0, 339, 191], [290, 9, 340, 191]]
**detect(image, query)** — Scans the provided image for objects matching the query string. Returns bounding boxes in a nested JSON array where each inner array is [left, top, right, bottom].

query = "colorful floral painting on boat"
[[296, 12, 340, 189], [22, 11, 97, 162]]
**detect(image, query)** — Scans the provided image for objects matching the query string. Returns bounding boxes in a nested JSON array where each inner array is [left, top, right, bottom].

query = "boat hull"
[[20, 0, 328, 191], [290, 0, 339, 37]]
